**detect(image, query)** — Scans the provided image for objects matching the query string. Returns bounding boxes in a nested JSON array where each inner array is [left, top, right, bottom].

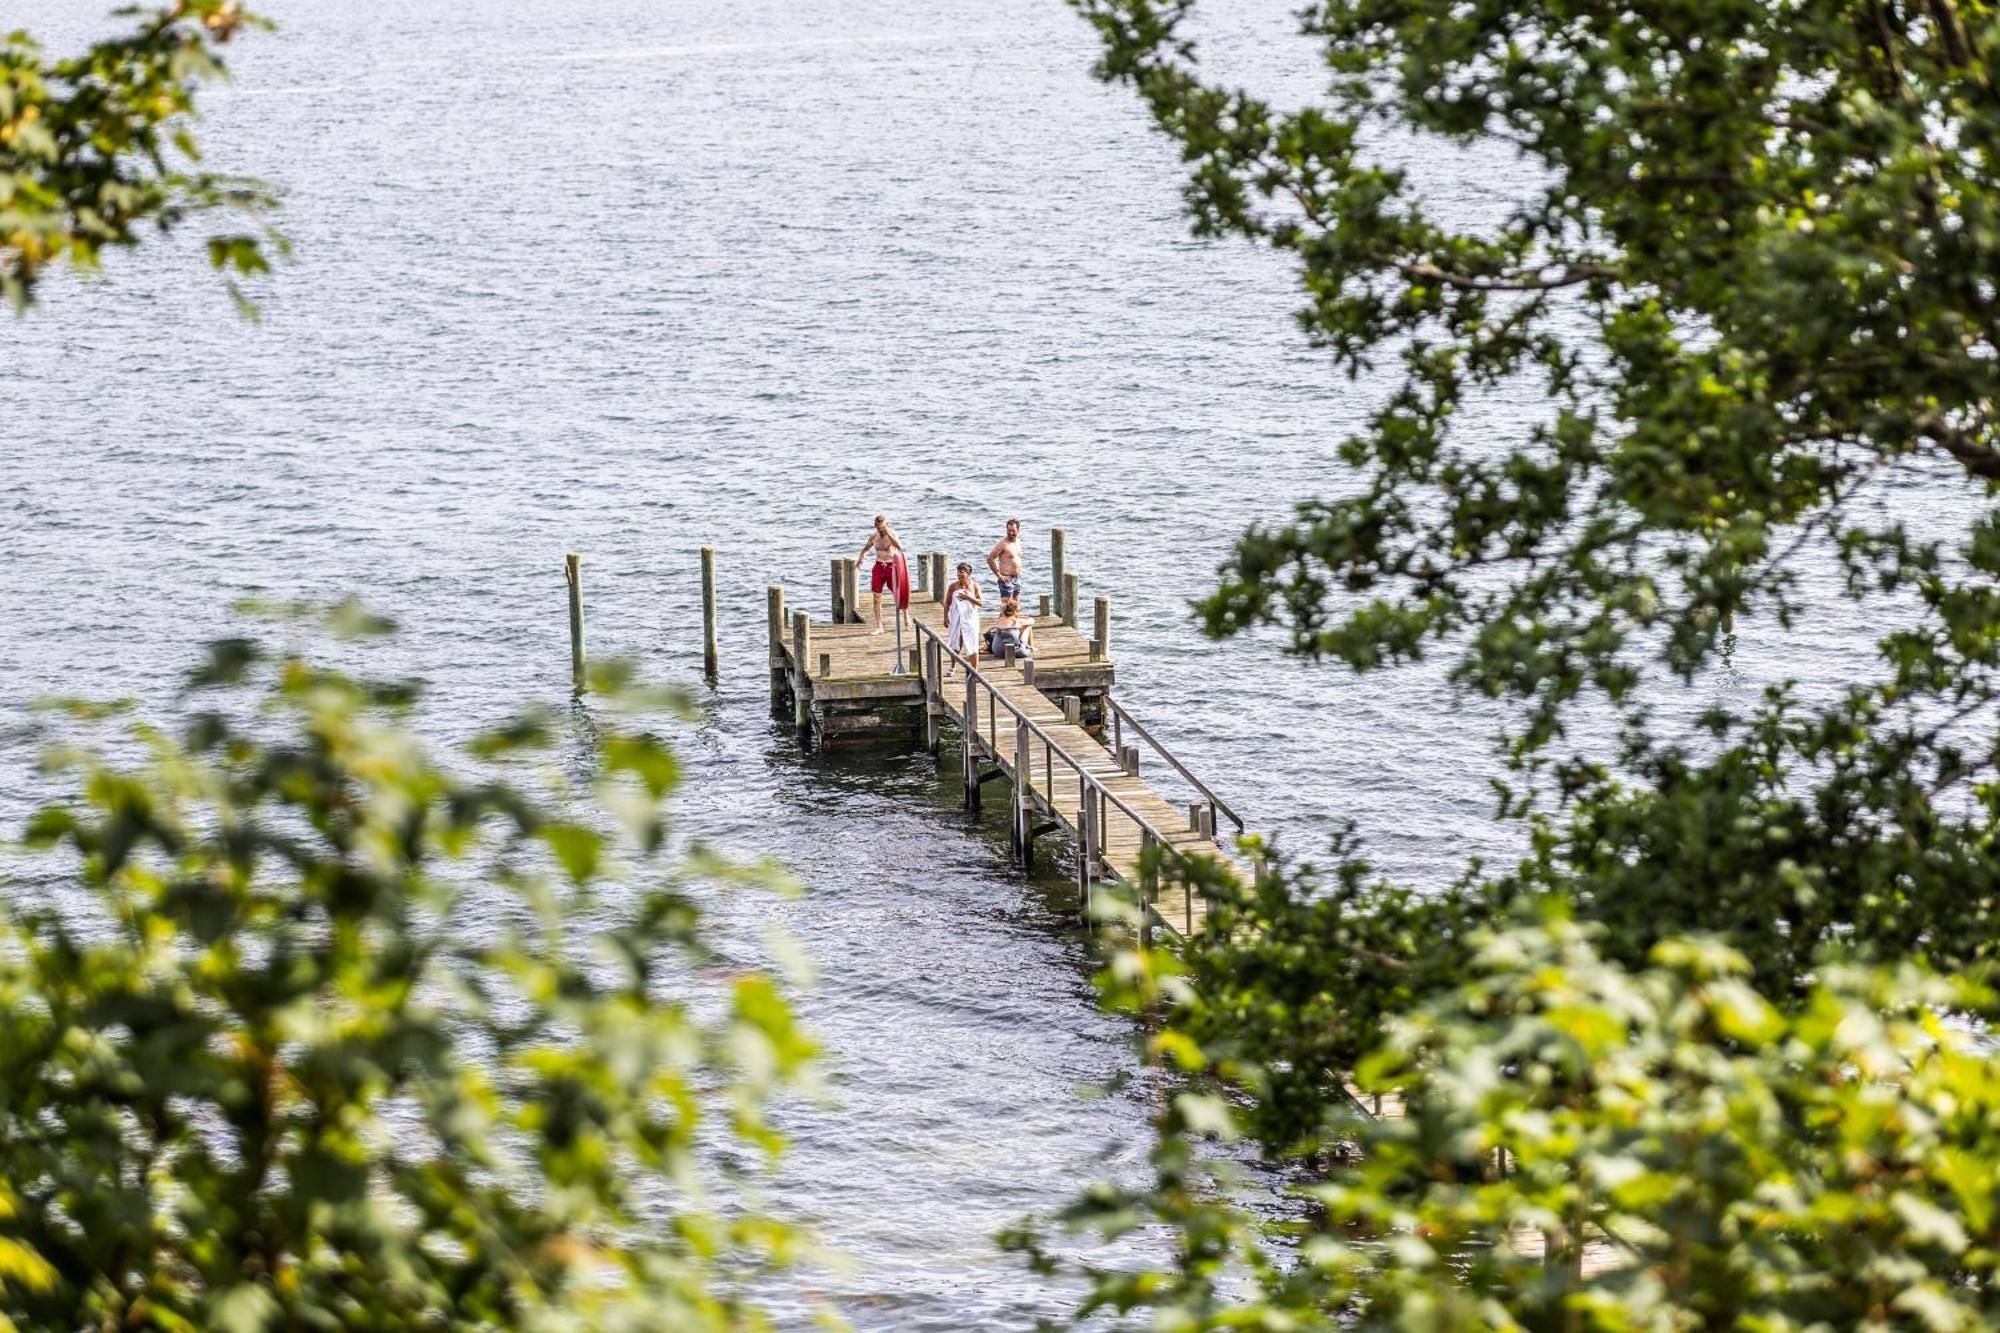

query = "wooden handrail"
[[1105, 694, 1244, 834], [913, 620, 1177, 855]]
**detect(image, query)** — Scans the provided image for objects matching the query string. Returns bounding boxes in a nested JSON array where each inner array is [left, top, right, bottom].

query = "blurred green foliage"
[[2, 3, 281, 311], [0, 622, 818, 1330], [1025, 1, 2000, 1324], [1022, 905, 2000, 1330]]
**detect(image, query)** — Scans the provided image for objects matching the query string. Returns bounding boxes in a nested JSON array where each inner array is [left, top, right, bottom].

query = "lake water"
[[0, 1, 1948, 1326]]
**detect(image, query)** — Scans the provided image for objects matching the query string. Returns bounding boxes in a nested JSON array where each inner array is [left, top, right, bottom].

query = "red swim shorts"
[[871, 561, 895, 592]]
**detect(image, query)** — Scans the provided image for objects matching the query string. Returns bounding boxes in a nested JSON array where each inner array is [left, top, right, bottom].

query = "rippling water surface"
[[0, 1, 1950, 1326]]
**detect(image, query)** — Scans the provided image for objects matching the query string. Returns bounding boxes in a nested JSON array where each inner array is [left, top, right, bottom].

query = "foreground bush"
[[1023, 902, 2000, 1330], [0, 627, 815, 1331]]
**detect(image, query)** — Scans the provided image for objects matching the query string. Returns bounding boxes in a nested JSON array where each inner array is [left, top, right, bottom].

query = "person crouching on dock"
[[944, 562, 983, 677], [857, 514, 909, 634], [985, 598, 1032, 661]]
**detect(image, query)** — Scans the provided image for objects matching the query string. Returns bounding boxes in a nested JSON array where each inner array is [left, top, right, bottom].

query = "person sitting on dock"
[[944, 561, 984, 676], [984, 598, 1033, 661], [857, 514, 909, 635], [986, 517, 1024, 603]]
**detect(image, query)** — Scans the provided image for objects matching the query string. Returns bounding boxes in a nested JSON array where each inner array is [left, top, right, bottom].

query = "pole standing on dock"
[[564, 552, 585, 694], [1094, 595, 1110, 660], [701, 546, 719, 681]]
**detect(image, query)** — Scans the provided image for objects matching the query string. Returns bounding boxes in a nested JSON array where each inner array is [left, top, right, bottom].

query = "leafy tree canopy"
[[1027, 908, 2000, 1331], [1074, 0, 2000, 984], [2, 2, 279, 311], [0, 617, 817, 1331]]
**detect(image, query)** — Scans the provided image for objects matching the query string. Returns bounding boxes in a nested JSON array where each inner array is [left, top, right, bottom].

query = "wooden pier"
[[767, 538, 1242, 938]]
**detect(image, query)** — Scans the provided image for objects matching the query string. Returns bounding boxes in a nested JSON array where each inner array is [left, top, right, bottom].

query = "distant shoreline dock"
[[763, 529, 1242, 939]]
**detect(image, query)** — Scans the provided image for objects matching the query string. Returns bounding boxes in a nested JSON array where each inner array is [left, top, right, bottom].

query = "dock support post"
[[1076, 775, 1093, 920], [791, 611, 811, 734], [1021, 659, 1036, 688], [930, 552, 947, 603], [1063, 573, 1080, 629], [766, 585, 786, 707], [1038, 593, 1052, 618], [963, 673, 981, 812], [925, 640, 941, 755], [842, 558, 862, 625], [1050, 528, 1067, 620], [564, 552, 585, 695], [1120, 745, 1139, 776], [831, 559, 845, 623], [1062, 696, 1082, 726], [1093, 595, 1109, 660], [1015, 725, 1033, 869], [701, 547, 719, 681], [818, 652, 830, 679]]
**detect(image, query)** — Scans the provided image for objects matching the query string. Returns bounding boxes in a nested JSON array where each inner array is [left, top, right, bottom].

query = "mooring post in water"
[[564, 552, 585, 694], [700, 547, 719, 681], [791, 611, 811, 732], [1063, 573, 1080, 629], [766, 585, 786, 706], [1050, 527, 1067, 620], [830, 558, 845, 623], [1093, 595, 1109, 660]]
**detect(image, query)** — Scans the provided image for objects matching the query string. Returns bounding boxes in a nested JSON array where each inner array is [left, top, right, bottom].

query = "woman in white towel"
[[944, 561, 984, 676]]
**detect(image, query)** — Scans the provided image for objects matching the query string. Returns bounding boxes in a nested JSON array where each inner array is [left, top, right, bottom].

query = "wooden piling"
[[1062, 696, 1082, 726], [963, 672, 981, 811], [766, 585, 786, 704], [925, 639, 941, 754], [1050, 528, 1067, 619], [791, 611, 811, 731], [1121, 745, 1139, 776], [1038, 593, 1052, 618], [831, 558, 845, 623], [842, 558, 862, 625], [1063, 573, 1080, 628], [700, 547, 719, 680], [1022, 658, 1037, 687], [930, 552, 947, 603], [1093, 595, 1109, 660], [564, 552, 585, 694], [1015, 724, 1034, 868], [819, 651, 831, 679]]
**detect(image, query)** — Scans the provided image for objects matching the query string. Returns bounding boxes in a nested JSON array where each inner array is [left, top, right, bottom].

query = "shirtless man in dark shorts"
[[857, 513, 907, 634], [985, 517, 1024, 604]]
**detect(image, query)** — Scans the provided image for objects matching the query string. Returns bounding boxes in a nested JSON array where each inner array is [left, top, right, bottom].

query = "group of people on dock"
[[857, 514, 1034, 675]]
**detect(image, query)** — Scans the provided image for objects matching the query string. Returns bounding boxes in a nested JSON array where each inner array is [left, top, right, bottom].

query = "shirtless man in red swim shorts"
[[856, 514, 907, 634]]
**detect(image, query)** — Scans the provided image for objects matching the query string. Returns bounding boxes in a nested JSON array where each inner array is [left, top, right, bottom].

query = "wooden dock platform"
[[767, 539, 1242, 938]]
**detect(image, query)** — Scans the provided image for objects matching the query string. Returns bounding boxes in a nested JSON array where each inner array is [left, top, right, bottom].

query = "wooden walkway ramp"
[[911, 619, 1230, 938]]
